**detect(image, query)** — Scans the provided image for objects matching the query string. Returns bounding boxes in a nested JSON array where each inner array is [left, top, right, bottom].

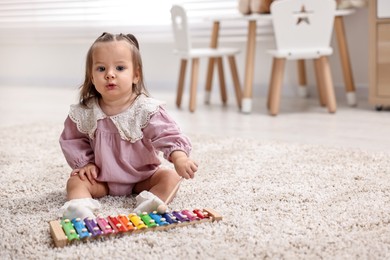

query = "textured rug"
[[1, 123, 390, 259]]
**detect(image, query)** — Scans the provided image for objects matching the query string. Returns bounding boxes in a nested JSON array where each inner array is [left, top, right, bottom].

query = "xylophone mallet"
[[156, 177, 183, 214]]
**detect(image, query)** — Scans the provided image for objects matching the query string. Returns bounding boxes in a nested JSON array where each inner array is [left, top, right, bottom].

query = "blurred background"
[[0, 0, 368, 98]]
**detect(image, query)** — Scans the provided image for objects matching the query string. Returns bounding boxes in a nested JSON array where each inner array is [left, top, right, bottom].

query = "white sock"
[[133, 191, 167, 214], [61, 198, 101, 220]]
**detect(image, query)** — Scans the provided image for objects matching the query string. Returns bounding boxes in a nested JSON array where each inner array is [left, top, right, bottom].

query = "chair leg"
[[318, 56, 337, 113], [268, 58, 286, 116], [228, 56, 242, 109], [297, 59, 309, 97], [176, 59, 187, 108], [189, 58, 200, 112], [313, 59, 327, 107], [216, 57, 227, 105], [205, 57, 215, 104]]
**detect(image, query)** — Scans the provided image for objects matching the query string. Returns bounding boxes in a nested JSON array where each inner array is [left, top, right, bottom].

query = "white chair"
[[170, 4, 242, 112], [266, 0, 337, 116]]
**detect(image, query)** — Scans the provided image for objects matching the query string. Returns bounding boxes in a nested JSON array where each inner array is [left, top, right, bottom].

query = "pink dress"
[[59, 94, 192, 196]]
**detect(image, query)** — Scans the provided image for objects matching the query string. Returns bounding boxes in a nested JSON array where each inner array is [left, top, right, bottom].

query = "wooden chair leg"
[[205, 57, 215, 104], [297, 59, 308, 97], [216, 57, 227, 105], [313, 59, 327, 107], [297, 59, 307, 86], [268, 58, 286, 116], [228, 56, 242, 109], [318, 56, 337, 113], [189, 58, 200, 112], [176, 59, 187, 108]]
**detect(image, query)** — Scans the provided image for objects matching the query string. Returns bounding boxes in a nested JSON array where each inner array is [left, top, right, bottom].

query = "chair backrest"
[[270, 0, 336, 56], [170, 5, 191, 52]]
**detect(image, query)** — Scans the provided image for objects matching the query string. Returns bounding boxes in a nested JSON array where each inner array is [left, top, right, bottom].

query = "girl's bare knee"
[[158, 169, 181, 186], [66, 176, 108, 199], [159, 169, 182, 194], [67, 176, 89, 190], [66, 176, 92, 199]]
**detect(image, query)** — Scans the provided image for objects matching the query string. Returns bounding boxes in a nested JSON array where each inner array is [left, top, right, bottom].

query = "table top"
[[207, 8, 356, 22]]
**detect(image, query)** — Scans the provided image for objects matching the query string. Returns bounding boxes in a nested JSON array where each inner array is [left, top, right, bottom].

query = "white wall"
[[0, 8, 368, 97]]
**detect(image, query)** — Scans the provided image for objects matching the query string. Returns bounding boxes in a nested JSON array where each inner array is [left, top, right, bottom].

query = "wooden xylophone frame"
[[49, 208, 222, 248]]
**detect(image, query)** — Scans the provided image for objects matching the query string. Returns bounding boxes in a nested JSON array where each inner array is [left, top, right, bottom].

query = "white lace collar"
[[68, 94, 164, 143]]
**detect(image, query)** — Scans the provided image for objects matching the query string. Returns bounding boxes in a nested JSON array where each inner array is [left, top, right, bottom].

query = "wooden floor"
[[0, 85, 388, 152]]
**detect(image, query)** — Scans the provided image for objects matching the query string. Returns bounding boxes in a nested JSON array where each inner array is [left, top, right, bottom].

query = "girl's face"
[[91, 41, 139, 102]]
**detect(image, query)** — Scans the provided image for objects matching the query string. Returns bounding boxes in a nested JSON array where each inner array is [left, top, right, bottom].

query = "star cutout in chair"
[[295, 5, 311, 25]]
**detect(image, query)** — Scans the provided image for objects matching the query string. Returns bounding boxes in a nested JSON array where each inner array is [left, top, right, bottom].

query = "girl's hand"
[[70, 163, 99, 185], [170, 151, 198, 179]]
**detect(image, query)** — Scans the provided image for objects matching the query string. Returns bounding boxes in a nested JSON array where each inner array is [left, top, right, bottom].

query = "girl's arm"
[[59, 116, 95, 170], [143, 107, 198, 179], [170, 150, 198, 179]]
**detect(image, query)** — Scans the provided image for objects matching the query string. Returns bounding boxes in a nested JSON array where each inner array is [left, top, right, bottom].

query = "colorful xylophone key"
[[71, 218, 90, 239], [84, 217, 103, 237], [149, 211, 170, 226], [193, 209, 207, 219], [107, 215, 128, 233], [60, 218, 79, 241], [128, 213, 147, 230], [118, 214, 136, 232], [96, 216, 114, 235], [139, 212, 158, 228], [181, 209, 200, 221], [161, 211, 179, 224], [49, 208, 222, 248], [172, 210, 190, 223]]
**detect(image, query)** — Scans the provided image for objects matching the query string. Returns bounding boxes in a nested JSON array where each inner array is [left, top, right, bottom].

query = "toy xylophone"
[[49, 208, 222, 248]]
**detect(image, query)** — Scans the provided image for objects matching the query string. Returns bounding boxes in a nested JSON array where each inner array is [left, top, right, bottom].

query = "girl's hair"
[[79, 32, 148, 106]]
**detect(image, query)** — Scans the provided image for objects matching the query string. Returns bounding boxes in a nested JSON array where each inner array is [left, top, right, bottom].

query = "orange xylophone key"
[[118, 214, 136, 231]]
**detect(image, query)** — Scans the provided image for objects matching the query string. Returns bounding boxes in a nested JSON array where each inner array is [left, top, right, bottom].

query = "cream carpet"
[[1, 123, 390, 259]]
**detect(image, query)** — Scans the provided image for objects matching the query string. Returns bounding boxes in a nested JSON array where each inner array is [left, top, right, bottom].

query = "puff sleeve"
[[59, 116, 95, 169], [142, 107, 192, 161]]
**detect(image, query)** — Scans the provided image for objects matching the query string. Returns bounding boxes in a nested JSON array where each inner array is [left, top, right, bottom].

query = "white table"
[[205, 9, 357, 113]]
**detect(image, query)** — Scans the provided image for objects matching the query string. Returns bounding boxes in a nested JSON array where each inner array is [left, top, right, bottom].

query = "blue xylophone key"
[[161, 212, 179, 224], [84, 217, 103, 237], [71, 218, 91, 239], [149, 211, 169, 226]]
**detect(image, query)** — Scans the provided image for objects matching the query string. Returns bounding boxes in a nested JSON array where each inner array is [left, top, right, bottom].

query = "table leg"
[[189, 58, 200, 112], [205, 21, 220, 104], [334, 16, 357, 106], [242, 20, 257, 113]]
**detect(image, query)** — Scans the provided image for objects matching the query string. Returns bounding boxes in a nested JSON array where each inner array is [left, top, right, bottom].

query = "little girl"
[[59, 32, 198, 220]]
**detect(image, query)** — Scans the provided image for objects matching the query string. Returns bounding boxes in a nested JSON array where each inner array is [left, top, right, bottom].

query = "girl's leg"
[[133, 168, 181, 203], [66, 175, 109, 200], [62, 176, 109, 219]]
